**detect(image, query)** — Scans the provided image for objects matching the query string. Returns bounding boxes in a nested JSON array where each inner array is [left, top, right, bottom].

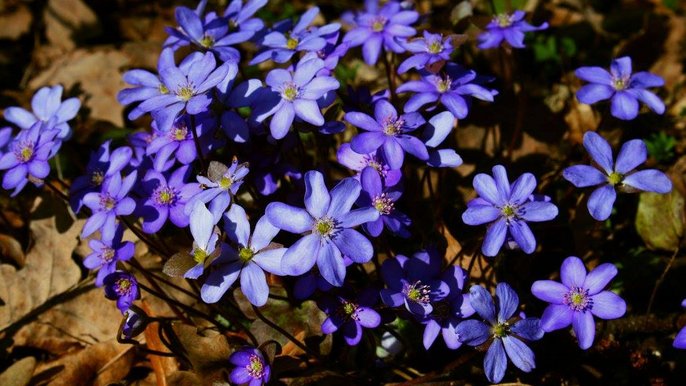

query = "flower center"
[[159, 84, 169, 94], [286, 36, 299, 50], [314, 217, 336, 237], [612, 77, 628, 91], [239, 247, 254, 263], [496, 13, 512, 28], [428, 39, 443, 54], [91, 170, 104, 186], [177, 85, 195, 101], [115, 278, 133, 296], [199, 34, 215, 48], [336, 300, 360, 321], [101, 247, 115, 263], [372, 193, 394, 215], [171, 125, 188, 141], [492, 322, 510, 338], [382, 116, 404, 136], [219, 175, 233, 190], [246, 354, 265, 378], [100, 194, 117, 211], [192, 247, 208, 264], [281, 82, 300, 101], [153, 186, 178, 206], [14, 141, 34, 162], [564, 286, 592, 312], [500, 204, 519, 219], [372, 16, 387, 32], [607, 172, 623, 186], [437, 76, 452, 93], [403, 280, 431, 303]]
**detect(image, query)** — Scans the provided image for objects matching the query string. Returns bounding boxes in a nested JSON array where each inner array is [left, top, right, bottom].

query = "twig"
[[646, 248, 679, 315]]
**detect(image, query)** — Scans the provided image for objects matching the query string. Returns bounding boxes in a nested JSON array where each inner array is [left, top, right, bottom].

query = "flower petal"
[[455, 319, 490, 346], [482, 217, 507, 257], [590, 291, 626, 320], [531, 280, 567, 304], [610, 91, 639, 120], [304, 170, 331, 218], [540, 304, 573, 332], [572, 310, 596, 349], [561, 256, 587, 288], [583, 263, 617, 295], [503, 336, 536, 372], [317, 242, 345, 287], [266, 202, 313, 234], [563, 165, 607, 188], [281, 234, 320, 276], [587, 184, 617, 221], [622, 170, 672, 194], [484, 339, 507, 384], [469, 284, 496, 324], [583, 131, 614, 174], [241, 262, 269, 306], [496, 282, 519, 323]]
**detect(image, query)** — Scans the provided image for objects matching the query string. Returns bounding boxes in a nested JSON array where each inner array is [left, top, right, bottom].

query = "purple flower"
[[421, 111, 463, 168], [251, 7, 340, 64], [531, 256, 626, 349], [420, 265, 474, 350], [223, 0, 267, 34], [118, 48, 176, 120], [380, 249, 448, 316], [70, 141, 132, 212], [674, 299, 686, 349], [165, 6, 253, 62], [253, 58, 340, 140], [229, 346, 270, 386], [0, 127, 12, 156], [175, 202, 223, 279], [300, 36, 350, 77], [343, 1, 418, 65], [462, 165, 558, 256], [319, 289, 381, 346], [140, 165, 201, 233], [477, 10, 548, 49], [398, 31, 454, 74], [201, 205, 286, 306], [4, 85, 80, 140], [358, 167, 411, 238], [336, 143, 402, 187], [133, 51, 231, 132], [266, 170, 379, 286], [84, 228, 135, 287], [456, 283, 544, 384], [188, 159, 249, 222], [575, 56, 664, 120], [346, 99, 428, 169], [104, 271, 140, 314], [220, 78, 262, 143], [563, 131, 672, 221], [0, 122, 59, 196], [147, 113, 216, 171], [81, 171, 137, 241], [396, 63, 497, 119]]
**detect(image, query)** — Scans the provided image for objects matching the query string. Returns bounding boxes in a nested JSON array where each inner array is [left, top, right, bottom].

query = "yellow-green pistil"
[[314, 217, 335, 236], [177, 86, 195, 101], [496, 14, 512, 28], [282, 84, 299, 101], [607, 172, 623, 186], [116, 278, 132, 295], [239, 247, 255, 263], [492, 322, 510, 338], [428, 40, 443, 54], [436, 76, 452, 93], [286, 36, 299, 50], [612, 78, 627, 91], [200, 34, 215, 48], [193, 248, 208, 264], [501, 204, 517, 218], [246, 354, 265, 378], [219, 175, 233, 190], [372, 17, 386, 32]]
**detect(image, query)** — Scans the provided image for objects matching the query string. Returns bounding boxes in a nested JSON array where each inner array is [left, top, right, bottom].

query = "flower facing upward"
[[104, 271, 140, 314], [81, 171, 138, 242], [319, 289, 381, 346], [4, 85, 80, 140], [563, 131, 672, 221], [531, 256, 626, 349], [462, 165, 558, 257], [455, 283, 544, 384], [398, 31, 455, 74], [575, 56, 664, 120], [140, 165, 201, 233], [266, 170, 379, 286], [84, 228, 135, 287], [477, 10, 548, 49], [188, 159, 249, 223], [229, 346, 271, 385]]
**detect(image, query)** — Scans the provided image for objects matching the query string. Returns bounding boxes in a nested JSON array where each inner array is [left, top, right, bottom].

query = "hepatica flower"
[[201, 205, 286, 306], [223, 0, 267, 35], [266, 170, 379, 286], [135, 51, 231, 132], [251, 7, 340, 64], [674, 299, 686, 349], [336, 143, 402, 187], [358, 167, 410, 238], [319, 290, 381, 346], [346, 99, 428, 169], [456, 283, 544, 384], [398, 31, 454, 74], [380, 249, 449, 316], [229, 346, 271, 386], [575, 56, 664, 120], [4, 85, 80, 140], [397, 63, 498, 119], [478, 10, 548, 49], [81, 171, 137, 241], [104, 271, 140, 314], [253, 58, 340, 140], [0, 122, 59, 196], [84, 228, 134, 287], [147, 113, 215, 171], [462, 165, 558, 257], [421, 111, 463, 168], [563, 131, 672, 221], [190, 159, 249, 222], [343, 0, 418, 65], [140, 165, 201, 233], [531, 256, 626, 349]]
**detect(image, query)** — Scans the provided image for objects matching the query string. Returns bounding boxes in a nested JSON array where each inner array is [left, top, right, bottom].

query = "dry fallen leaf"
[[0, 356, 36, 386], [0, 4, 32, 40], [43, 0, 101, 52], [0, 233, 24, 267]]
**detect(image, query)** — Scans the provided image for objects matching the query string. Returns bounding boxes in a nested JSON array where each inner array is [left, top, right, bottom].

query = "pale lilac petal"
[[572, 310, 596, 349], [563, 165, 607, 188], [587, 184, 617, 221], [531, 280, 567, 304], [304, 170, 331, 218], [622, 170, 672, 193], [540, 304, 573, 331], [583, 131, 614, 174], [583, 263, 617, 295], [482, 217, 507, 257], [281, 233, 320, 276], [561, 256, 587, 288], [590, 291, 626, 320]]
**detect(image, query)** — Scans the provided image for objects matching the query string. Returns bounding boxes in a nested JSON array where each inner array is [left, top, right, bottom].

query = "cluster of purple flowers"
[[3, 1, 683, 384]]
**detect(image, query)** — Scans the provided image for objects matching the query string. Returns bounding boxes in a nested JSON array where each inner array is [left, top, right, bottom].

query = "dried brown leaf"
[[0, 356, 36, 386]]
